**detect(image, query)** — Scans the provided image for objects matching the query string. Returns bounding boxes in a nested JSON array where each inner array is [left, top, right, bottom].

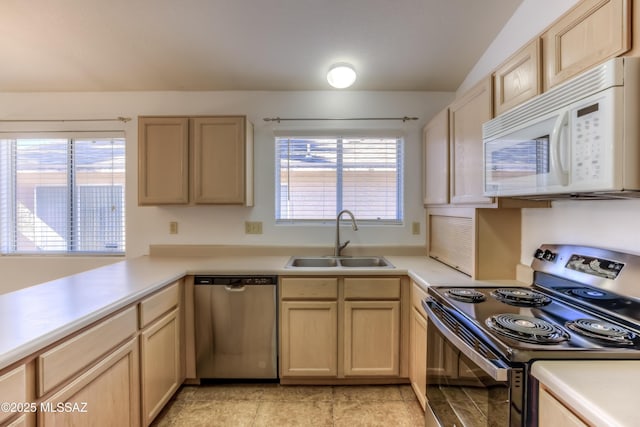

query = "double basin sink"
[[285, 256, 394, 269]]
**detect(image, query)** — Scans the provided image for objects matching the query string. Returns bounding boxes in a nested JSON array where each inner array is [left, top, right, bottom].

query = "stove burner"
[[569, 288, 618, 301], [565, 319, 637, 345], [486, 314, 570, 344], [445, 288, 486, 303], [491, 288, 551, 307]]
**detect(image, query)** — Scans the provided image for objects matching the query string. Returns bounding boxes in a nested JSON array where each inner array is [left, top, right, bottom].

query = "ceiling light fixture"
[[327, 64, 357, 89]]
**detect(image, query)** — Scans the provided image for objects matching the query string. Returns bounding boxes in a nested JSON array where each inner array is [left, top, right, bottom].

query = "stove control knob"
[[534, 249, 545, 260], [543, 250, 557, 261]]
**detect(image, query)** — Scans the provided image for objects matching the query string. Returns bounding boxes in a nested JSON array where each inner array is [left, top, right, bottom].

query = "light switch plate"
[[245, 221, 263, 234], [169, 221, 178, 234], [412, 222, 420, 235]]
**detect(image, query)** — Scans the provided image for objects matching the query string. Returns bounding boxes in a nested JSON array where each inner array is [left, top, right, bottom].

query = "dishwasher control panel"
[[194, 275, 278, 285]]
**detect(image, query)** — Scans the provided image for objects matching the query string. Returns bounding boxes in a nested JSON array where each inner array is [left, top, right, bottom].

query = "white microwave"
[[483, 57, 640, 199]]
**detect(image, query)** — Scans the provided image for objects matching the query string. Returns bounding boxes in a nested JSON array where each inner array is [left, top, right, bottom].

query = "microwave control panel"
[[572, 101, 604, 182]]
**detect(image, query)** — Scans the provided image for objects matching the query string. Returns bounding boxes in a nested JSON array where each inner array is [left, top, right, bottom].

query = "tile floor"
[[152, 383, 425, 426]]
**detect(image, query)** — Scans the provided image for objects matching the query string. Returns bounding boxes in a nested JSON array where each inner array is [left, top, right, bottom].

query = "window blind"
[[0, 135, 125, 254], [275, 136, 404, 223]]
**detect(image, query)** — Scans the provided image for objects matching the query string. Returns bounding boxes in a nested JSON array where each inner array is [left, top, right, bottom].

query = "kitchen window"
[[0, 133, 125, 254], [275, 136, 404, 223]]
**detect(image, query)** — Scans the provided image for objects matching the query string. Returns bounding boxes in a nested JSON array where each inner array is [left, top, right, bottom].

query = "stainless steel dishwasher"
[[194, 275, 278, 379]]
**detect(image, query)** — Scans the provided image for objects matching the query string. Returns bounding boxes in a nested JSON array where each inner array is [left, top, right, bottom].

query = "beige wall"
[[0, 90, 453, 293], [0, 257, 121, 294]]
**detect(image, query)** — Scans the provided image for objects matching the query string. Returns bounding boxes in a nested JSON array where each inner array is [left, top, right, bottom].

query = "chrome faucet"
[[334, 209, 359, 257]]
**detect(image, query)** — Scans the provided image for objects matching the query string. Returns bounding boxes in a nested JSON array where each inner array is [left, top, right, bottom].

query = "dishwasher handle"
[[193, 275, 278, 286], [224, 285, 246, 292]]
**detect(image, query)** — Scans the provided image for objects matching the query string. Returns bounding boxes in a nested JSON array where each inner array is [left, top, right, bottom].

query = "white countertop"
[[532, 360, 640, 427], [0, 253, 488, 369], [2, 252, 636, 425]]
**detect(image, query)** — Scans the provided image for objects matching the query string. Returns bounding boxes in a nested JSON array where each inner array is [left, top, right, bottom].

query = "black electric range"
[[423, 244, 640, 427]]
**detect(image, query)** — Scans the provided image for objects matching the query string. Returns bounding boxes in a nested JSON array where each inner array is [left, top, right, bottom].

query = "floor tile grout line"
[[153, 384, 424, 426]]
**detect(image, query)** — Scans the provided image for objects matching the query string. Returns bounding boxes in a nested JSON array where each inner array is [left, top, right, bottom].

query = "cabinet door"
[[39, 337, 140, 427], [423, 108, 449, 205], [138, 117, 189, 205], [344, 301, 400, 376], [192, 116, 246, 204], [5, 414, 31, 427], [493, 39, 541, 116], [280, 301, 338, 377], [538, 386, 589, 427], [449, 77, 493, 205], [0, 365, 29, 426], [428, 211, 474, 276], [140, 308, 181, 426], [542, 0, 630, 90], [409, 307, 427, 410]]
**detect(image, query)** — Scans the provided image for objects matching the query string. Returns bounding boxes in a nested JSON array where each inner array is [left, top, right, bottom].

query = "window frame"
[[0, 132, 126, 256], [275, 133, 405, 225]]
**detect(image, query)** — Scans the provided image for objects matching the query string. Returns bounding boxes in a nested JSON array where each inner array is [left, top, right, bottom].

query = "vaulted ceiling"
[[0, 0, 523, 92]]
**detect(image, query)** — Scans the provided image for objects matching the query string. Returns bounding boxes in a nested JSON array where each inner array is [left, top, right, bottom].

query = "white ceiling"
[[0, 0, 523, 92]]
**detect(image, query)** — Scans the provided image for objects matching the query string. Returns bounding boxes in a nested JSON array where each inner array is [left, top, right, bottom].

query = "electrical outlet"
[[412, 221, 420, 235], [169, 221, 178, 234], [245, 221, 263, 234]]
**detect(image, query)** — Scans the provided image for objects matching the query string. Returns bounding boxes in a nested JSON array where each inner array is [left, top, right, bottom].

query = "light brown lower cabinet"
[[5, 413, 30, 427], [409, 282, 428, 410], [38, 337, 140, 427], [409, 306, 427, 410], [24, 280, 183, 427], [140, 308, 182, 425], [409, 282, 427, 409], [280, 301, 338, 377], [538, 385, 589, 427], [280, 276, 404, 381], [344, 301, 400, 376], [0, 364, 33, 427]]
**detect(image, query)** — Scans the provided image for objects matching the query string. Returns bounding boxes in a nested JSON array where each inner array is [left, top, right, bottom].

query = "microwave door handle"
[[422, 298, 509, 382], [550, 110, 570, 185]]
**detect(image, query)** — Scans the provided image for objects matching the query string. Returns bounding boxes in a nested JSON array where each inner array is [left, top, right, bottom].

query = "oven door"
[[423, 298, 525, 427]]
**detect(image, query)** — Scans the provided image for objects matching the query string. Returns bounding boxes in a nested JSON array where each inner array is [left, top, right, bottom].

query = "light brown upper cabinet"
[[542, 0, 631, 91], [138, 117, 190, 204], [423, 108, 449, 206], [138, 116, 253, 206], [449, 77, 494, 205], [427, 206, 522, 280], [493, 39, 542, 116]]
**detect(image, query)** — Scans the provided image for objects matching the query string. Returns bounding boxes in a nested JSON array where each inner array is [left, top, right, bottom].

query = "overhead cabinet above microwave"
[[138, 116, 254, 206], [482, 57, 640, 200]]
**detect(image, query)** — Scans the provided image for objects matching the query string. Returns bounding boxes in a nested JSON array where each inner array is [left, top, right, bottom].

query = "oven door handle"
[[422, 298, 509, 382]]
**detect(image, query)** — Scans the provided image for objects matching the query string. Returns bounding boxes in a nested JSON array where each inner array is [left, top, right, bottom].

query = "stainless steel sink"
[[289, 257, 339, 267], [338, 257, 391, 267], [285, 256, 394, 269]]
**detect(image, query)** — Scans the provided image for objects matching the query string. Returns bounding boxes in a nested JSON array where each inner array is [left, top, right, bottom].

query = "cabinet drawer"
[[38, 305, 137, 396], [411, 282, 428, 315], [280, 278, 338, 299], [0, 365, 27, 424], [344, 278, 400, 300], [140, 281, 180, 328]]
